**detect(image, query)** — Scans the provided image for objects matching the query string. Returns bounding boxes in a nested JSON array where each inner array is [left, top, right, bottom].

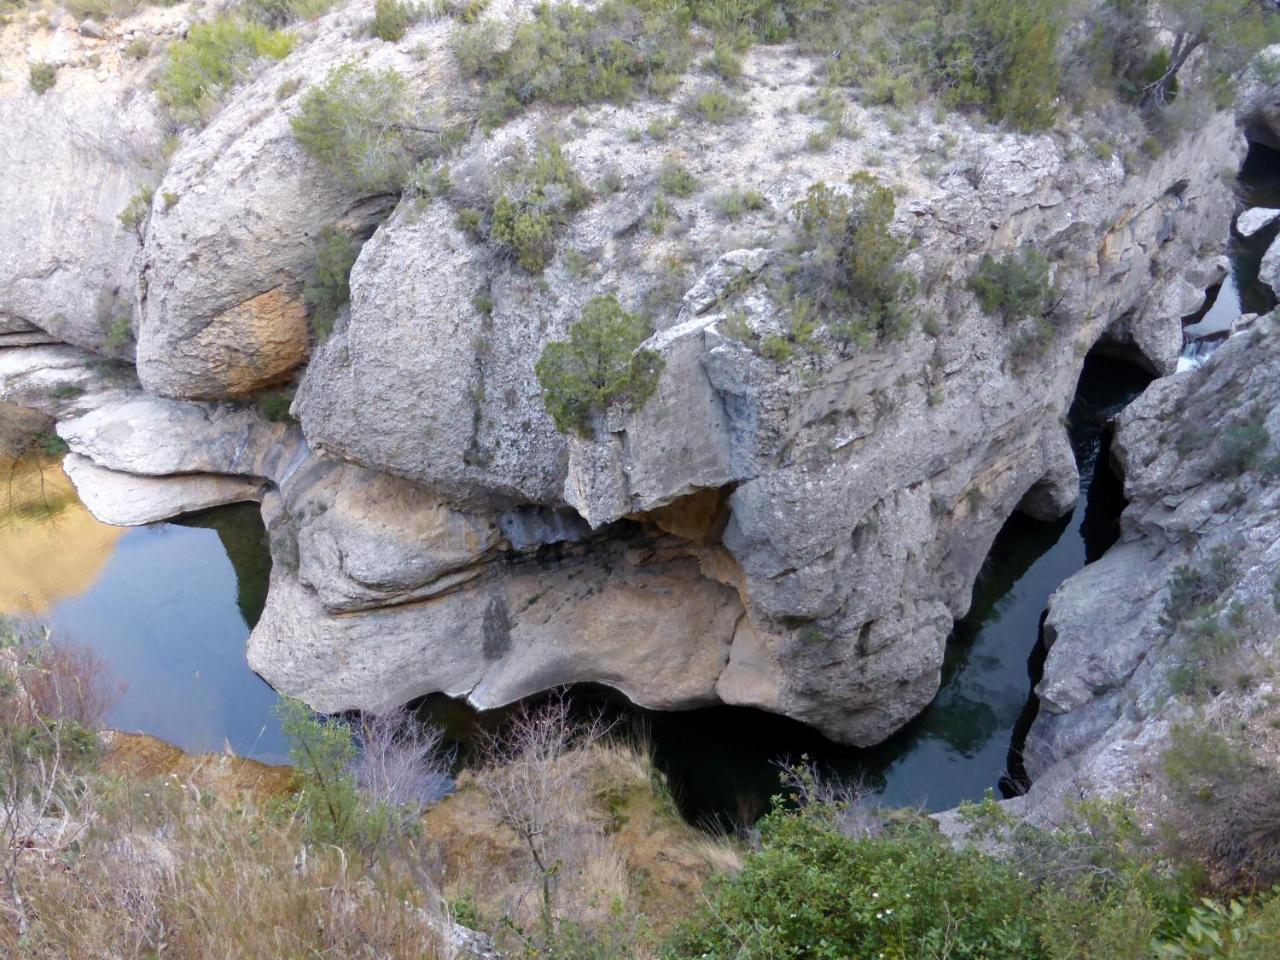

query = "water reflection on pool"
[[0, 457, 287, 763]]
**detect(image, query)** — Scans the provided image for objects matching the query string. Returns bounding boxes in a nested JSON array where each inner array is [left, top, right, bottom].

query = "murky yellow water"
[[0, 456, 123, 615]]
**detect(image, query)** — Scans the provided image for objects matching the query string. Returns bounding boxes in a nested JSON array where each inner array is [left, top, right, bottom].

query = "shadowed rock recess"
[[0, 0, 1265, 754]]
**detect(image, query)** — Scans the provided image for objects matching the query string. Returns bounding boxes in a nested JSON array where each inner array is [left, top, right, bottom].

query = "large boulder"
[[136, 6, 472, 398]]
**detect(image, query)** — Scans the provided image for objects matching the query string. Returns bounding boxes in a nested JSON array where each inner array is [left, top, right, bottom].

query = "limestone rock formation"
[[0, 25, 164, 357], [0, 0, 1255, 749], [1014, 317, 1280, 824]]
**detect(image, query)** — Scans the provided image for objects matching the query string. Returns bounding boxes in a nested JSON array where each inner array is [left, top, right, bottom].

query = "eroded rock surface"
[[1013, 317, 1280, 824], [0, 0, 1255, 747]]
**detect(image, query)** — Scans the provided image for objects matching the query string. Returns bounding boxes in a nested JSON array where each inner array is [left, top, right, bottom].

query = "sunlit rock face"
[[0, 0, 1247, 746]]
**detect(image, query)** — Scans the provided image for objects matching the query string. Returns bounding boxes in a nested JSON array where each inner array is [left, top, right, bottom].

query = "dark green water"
[[420, 354, 1153, 824]]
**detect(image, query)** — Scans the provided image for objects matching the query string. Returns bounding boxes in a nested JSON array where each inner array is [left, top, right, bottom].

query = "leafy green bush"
[[291, 64, 421, 193], [666, 805, 1042, 959], [535, 295, 664, 436], [242, 0, 336, 26], [784, 173, 911, 347], [117, 187, 154, 236], [714, 187, 766, 219], [28, 62, 57, 95], [461, 141, 591, 272], [368, 0, 420, 42], [156, 15, 295, 124], [303, 227, 359, 340], [968, 246, 1055, 325], [685, 86, 746, 124], [452, 0, 691, 125]]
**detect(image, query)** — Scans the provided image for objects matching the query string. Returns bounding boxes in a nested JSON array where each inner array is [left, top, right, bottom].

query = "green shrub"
[[535, 295, 664, 436], [657, 157, 698, 197], [685, 86, 746, 124], [463, 141, 591, 273], [156, 15, 295, 124], [454, 0, 691, 125], [117, 187, 154, 235], [714, 187, 766, 219], [968, 246, 1055, 325], [666, 805, 1042, 959], [368, 0, 419, 42], [784, 173, 911, 346], [28, 62, 57, 94], [276, 698, 394, 855], [255, 386, 297, 422], [303, 227, 360, 341], [1212, 408, 1271, 479], [1162, 546, 1238, 631], [125, 38, 151, 61], [291, 64, 420, 193], [241, 0, 335, 26]]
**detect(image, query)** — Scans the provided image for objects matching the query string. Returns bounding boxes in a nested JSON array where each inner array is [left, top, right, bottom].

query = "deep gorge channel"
[[0, 352, 1151, 824]]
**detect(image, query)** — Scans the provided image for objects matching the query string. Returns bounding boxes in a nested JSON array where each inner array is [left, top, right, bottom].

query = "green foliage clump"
[[714, 187, 766, 219], [685, 86, 746, 124], [657, 157, 698, 198], [784, 173, 911, 347], [1212, 407, 1272, 479], [1162, 545, 1239, 631], [291, 63, 420, 194], [968, 245, 1059, 364], [968, 246, 1055, 326], [28, 62, 57, 95], [276, 698, 394, 855], [117, 187, 154, 236], [452, 0, 691, 125], [666, 804, 1042, 959], [241, 0, 336, 27], [535, 295, 664, 436], [155, 15, 295, 125], [303, 227, 360, 341], [467, 141, 591, 273], [368, 0, 420, 42]]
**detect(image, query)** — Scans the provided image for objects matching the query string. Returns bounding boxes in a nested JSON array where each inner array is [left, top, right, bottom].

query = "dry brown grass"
[[1, 775, 448, 959]]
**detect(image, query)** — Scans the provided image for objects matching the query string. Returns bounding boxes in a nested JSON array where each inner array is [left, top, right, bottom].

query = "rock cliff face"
[[1011, 316, 1280, 825], [0, 0, 1248, 747]]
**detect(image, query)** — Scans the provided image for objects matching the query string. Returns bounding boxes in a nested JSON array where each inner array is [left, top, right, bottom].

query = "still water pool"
[[0, 460, 287, 763], [1, 351, 1148, 818]]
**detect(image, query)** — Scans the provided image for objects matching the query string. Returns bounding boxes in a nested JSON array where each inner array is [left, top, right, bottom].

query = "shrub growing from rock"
[[303, 227, 360, 340], [368, 0, 420, 42], [28, 62, 57, 94], [156, 15, 295, 125], [456, 140, 591, 272], [452, 0, 691, 125], [535, 295, 664, 436], [784, 172, 911, 347], [968, 246, 1055, 325], [291, 64, 422, 194]]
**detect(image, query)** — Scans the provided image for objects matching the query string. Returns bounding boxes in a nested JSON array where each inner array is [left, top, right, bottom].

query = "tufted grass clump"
[[685, 85, 746, 124], [303, 227, 360, 341], [657, 156, 699, 198], [291, 63, 423, 194], [28, 62, 58, 94], [535, 295, 664, 436], [452, 0, 691, 126], [156, 15, 295, 125], [455, 140, 591, 273]]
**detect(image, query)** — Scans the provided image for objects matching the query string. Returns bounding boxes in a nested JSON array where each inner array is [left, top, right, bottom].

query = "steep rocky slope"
[[1010, 314, 1280, 826], [0, 0, 1249, 748]]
